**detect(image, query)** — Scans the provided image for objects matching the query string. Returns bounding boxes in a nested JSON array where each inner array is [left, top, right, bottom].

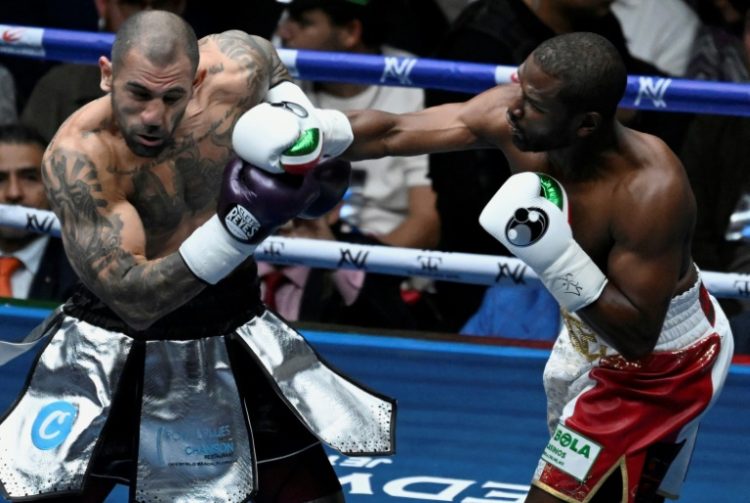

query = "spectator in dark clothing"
[[680, 3, 750, 354], [0, 124, 78, 302]]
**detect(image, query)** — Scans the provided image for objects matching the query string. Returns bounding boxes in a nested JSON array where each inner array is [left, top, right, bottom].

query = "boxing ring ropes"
[[1, 24, 750, 302], [0, 25, 749, 503]]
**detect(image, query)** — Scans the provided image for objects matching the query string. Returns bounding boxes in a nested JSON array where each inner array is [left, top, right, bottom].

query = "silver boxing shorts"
[[0, 304, 395, 502]]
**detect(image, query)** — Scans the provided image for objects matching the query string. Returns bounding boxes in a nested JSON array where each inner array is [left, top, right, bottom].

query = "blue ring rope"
[[0, 25, 748, 116]]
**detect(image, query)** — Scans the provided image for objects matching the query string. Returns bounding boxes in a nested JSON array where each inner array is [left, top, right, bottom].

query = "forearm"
[[64, 235, 207, 330], [346, 103, 483, 160], [378, 213, 440, 248], [577, 285, 667, 360], [344, 109, 399, 161]]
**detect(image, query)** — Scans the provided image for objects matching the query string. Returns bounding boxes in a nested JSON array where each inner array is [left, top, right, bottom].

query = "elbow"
[[106, 294, 164, 331], [619, 346, 650, 362], [617, 332, 659, 361]]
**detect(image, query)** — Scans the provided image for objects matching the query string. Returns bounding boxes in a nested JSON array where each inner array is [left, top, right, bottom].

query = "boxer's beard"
[[512, 130, 571, 152], [112, 93, 179, 158], [510, 118, 573, 152]]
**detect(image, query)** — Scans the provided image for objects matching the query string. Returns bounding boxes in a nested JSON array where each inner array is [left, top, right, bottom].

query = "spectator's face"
[[0, 142, 47, 241], [277, 9, 346, 51]]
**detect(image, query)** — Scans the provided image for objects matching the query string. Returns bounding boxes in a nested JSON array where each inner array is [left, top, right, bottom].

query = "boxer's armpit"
[[42, 147, 205, 329]]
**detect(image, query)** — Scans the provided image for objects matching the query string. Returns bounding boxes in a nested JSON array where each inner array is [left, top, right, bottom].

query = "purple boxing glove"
[[179, 158, 321, 284], [218, 157, 321, 243], [299, 158, 351, 219]]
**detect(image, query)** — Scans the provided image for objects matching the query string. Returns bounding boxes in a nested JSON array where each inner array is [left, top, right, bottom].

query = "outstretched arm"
[[344, 85, 516, 161], [344, 82, 518, 160], [42, 143, 206, 330]]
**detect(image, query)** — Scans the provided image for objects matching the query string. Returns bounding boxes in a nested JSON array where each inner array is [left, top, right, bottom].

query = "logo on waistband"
[[31, 401, 78, 450]]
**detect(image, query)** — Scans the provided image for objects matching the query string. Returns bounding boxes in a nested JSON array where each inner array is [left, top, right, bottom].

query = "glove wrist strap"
[[179, 215, 257, 285], [538, 241, 608, 312]]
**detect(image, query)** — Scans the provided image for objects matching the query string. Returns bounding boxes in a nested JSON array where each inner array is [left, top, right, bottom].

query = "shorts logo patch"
[[541, 424, 602, 481], [31, 401, 78, 450]]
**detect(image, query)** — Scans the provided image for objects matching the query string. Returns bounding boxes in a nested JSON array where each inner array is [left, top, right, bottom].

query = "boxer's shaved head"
[[111, 10, 198, 75], [532, 32, 626, 119]]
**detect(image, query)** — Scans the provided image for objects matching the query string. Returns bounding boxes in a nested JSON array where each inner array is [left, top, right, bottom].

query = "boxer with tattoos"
[[0, 10, 391, 503]]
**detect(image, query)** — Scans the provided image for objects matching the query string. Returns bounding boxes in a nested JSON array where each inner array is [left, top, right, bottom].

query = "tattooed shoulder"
[[212, 30, 285, 76], [42, 147, 111, 242], [211, 30, 256, 64], [43, 147, 136, 292]]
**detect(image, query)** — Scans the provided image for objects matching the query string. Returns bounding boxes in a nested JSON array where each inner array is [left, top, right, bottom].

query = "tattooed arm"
[[43, 140, 206, 330], [209, 30, 292, 106]]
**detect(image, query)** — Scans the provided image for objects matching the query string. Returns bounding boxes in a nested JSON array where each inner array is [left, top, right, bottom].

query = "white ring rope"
[[3, 203, 750, 300]]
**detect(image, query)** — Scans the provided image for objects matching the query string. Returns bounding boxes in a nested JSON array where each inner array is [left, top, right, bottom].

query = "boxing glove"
[[299, 158, 351, 219], [479, 172, 607, 312], [179, 158, 321, 284], [232, 81, 353, 175]]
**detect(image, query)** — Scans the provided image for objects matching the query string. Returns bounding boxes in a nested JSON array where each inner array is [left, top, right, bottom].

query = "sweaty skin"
[[42, 31, 290, 329], [346, 57, 697, 361]]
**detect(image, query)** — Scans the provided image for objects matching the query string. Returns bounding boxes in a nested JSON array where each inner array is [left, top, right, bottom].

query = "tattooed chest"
[[129, 154, 225, 243]]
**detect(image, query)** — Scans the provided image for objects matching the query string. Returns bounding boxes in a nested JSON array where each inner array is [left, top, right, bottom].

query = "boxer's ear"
[[576, 112, 600, 139], [193, 68, 206, 90], [99, 56, 113, 92]]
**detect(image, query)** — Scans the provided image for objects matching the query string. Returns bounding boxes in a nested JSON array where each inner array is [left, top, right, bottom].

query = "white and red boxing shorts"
[[533, 275, 734, 502]]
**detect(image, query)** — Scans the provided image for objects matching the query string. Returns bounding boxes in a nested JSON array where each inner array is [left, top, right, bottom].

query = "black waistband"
[[63, 262, 264, 340]]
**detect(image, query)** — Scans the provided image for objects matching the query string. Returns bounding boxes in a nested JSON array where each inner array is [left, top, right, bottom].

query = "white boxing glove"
[[479, 172, 608, 312], [232, 81, 353, 175]]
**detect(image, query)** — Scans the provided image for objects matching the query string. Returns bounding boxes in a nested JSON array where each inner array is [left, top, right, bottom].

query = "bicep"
[[605, 195, 689, 322], [606, 243, 681, 321], [43, 147, 147, 292]]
